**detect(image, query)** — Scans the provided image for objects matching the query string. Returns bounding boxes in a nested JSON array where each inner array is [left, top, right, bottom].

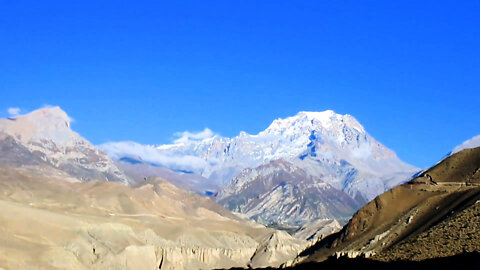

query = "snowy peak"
[[258, 110, 400, 168], [263, 110, 364, 135], [260, 110, 371, 155]]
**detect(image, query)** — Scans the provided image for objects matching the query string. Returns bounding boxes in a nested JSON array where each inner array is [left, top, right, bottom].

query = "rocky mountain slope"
[[0, 107, 129, 183], [102, 111, 417, 226], [294, 145, 480, 264], [217, 159, 360, 228]]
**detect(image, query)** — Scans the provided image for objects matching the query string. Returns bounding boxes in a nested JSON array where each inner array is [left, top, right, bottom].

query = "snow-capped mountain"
[[0, 107, 129, 183], [217, 159, 361, 227], [102, 110, 417, 203]]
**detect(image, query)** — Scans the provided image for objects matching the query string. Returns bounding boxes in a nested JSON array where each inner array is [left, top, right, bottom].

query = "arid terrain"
[[0, 167, 306, 270]]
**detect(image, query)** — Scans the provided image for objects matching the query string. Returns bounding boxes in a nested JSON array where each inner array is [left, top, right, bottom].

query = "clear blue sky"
[[1, 1, 479, 168]]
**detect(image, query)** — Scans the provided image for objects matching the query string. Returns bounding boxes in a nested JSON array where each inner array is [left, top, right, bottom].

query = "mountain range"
[[101, 110, 418, 227], [0, 106, 479, 269]]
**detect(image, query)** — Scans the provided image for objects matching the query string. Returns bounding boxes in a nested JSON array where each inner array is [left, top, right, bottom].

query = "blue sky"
[[1, 1, 479, 168]]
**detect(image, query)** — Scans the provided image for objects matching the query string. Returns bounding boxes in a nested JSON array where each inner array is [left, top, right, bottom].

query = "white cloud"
[[99, 141, 209, 174], [173, 128, 217, 144], [99, 128, 219, 175], [7, 107, 21, 116]]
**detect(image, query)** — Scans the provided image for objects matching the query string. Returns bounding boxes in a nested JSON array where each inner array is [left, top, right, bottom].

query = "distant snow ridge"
[[102, 110, 417, 206], [452, 135, 480, 154]]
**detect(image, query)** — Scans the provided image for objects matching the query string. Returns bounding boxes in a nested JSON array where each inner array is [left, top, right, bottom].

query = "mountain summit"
[[1, 106, 73, 145], [0, 107, 129, 183]]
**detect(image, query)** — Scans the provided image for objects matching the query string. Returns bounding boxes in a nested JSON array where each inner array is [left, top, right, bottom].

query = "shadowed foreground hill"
[[295, 146, 480, 264], [221, 252, 480, 270]]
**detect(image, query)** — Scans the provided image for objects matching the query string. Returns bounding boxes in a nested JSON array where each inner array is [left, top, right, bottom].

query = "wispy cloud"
[[173, 128, 217, 144], [100, 128, 220, 175], [7, 107, 21, 117], [99, 141, 209, 174]]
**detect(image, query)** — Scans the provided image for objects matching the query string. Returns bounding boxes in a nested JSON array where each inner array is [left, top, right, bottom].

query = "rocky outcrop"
[[293, 219, 342, 242], [250, 231, 307, 268]]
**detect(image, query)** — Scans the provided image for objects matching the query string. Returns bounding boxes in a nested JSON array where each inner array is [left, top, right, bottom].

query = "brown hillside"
[[298, 147, 480, 263]]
